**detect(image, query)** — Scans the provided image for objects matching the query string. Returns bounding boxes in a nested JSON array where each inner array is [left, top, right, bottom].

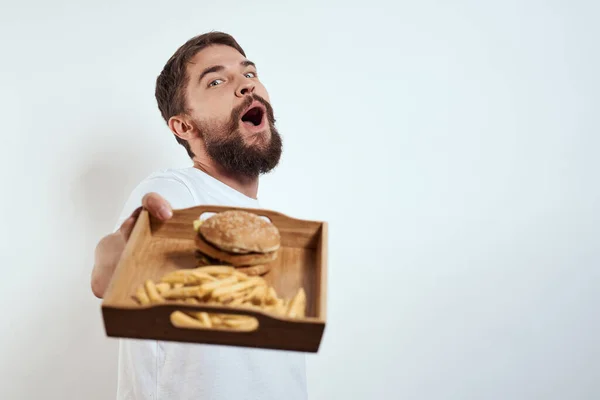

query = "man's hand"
[[90, 192, 173, 299]]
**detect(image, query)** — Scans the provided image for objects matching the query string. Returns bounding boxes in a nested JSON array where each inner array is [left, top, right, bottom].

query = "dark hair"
[[155, 32, 246, 158]]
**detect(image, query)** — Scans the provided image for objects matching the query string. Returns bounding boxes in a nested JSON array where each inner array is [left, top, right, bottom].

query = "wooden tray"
[[101, 205, 328, 353]]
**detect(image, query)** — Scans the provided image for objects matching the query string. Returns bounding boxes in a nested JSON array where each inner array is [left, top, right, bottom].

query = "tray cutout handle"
[[195, 209, 273, 225], [170, 310, 259, 332]]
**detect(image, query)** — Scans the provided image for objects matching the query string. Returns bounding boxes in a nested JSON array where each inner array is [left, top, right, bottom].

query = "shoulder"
[[130, 168, 196, 208], [113, 168, 196, 231]]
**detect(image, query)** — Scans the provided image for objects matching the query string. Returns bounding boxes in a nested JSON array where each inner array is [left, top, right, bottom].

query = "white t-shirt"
[[112, 166, 308, 400]]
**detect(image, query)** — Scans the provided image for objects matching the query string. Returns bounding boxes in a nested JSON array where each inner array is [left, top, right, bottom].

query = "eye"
[[244, 72, 257, 78], [208, 79, 224, 87]]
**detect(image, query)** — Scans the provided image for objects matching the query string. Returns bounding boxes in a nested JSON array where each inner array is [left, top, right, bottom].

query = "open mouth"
[[241, 106, 264, 127]]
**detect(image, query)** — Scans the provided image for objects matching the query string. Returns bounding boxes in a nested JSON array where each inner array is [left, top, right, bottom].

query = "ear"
[[168, 115, 197, 141]]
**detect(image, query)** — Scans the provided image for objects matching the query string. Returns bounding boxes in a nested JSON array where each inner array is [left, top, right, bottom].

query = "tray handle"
[[151, 302, 318, 335], [180, 204, 297, 222], [150, 204, 319, 232], [148, 204, 323, 246]]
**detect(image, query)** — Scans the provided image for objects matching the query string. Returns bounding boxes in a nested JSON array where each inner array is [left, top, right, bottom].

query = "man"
[[91, 32, 307, 400]]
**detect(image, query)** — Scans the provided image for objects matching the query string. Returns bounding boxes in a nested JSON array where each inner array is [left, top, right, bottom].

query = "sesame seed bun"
[[198, 210, 281, 254]]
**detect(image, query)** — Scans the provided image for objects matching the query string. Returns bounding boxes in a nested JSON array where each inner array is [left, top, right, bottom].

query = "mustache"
[[230, 94, 276, 124]]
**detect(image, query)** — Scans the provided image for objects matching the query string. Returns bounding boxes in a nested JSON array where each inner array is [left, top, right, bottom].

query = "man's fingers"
[[119, 216, 136, 241], [142, 192, 173, 221], [119, 206, 142, 241], [118, 193, 172, 242]]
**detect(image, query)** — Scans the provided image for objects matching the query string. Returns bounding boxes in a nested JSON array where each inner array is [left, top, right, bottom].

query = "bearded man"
[[91, 31, 306, 400]]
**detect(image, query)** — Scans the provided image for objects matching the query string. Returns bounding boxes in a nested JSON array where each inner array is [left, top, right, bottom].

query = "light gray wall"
[[0, 1, 598, 399]]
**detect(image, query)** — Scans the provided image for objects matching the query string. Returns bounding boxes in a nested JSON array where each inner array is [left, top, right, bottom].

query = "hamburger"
[[192, 210, 281, 276]]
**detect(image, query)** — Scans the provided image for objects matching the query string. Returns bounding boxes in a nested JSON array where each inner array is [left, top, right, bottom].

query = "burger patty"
[[194, 250, 272, 276], [194, 250, 222, 266]]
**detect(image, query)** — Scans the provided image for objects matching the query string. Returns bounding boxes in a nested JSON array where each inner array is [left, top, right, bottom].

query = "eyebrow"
[[197, 60, 257, 83], [198, 65, 224, 83]]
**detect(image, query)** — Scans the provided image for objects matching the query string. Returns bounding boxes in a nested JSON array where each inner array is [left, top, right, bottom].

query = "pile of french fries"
[[133, 265, 306, 331]]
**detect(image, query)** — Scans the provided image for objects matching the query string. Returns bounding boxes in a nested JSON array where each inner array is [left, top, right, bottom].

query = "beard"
[[194, 94, 283, 178]]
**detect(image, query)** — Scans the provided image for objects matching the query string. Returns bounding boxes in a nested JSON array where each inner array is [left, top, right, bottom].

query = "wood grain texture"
[[101, 205, 327, 353], [150, 205, 322, 249], [316, 222, 328, 321]]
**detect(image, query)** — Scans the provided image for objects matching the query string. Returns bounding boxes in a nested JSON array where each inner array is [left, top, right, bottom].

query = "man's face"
[[184, 44, 282, 177]]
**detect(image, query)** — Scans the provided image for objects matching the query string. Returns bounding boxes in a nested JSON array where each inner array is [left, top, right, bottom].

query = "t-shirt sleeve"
[[112, 176, 195, 232]]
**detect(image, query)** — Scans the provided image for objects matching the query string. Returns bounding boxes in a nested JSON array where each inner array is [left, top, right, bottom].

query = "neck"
[[192, 158, 259, 200]]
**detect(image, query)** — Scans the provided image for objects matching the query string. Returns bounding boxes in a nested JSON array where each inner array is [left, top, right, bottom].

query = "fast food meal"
[[193, 210, 281, 276], [129, 209, 304, 331], [131, 265, 306, 331]]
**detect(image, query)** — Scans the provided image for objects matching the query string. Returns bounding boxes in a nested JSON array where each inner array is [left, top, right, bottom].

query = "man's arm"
[[90, 192, 173, 299]]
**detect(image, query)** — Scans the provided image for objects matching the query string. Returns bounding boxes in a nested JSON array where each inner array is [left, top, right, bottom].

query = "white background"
[[0, 0, 598, 399]]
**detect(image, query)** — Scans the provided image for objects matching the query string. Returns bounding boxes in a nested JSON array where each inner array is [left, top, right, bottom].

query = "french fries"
[[286, 288, 306, 318], [134, 285, 150, 305], [171, 311, 205, 329], [132, 265, 307, 330], [155, 282, 171, 294], [144, 280, 165, 303]]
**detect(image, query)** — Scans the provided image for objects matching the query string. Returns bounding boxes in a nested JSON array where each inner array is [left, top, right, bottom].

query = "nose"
[[235, 80, 255, 98]]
